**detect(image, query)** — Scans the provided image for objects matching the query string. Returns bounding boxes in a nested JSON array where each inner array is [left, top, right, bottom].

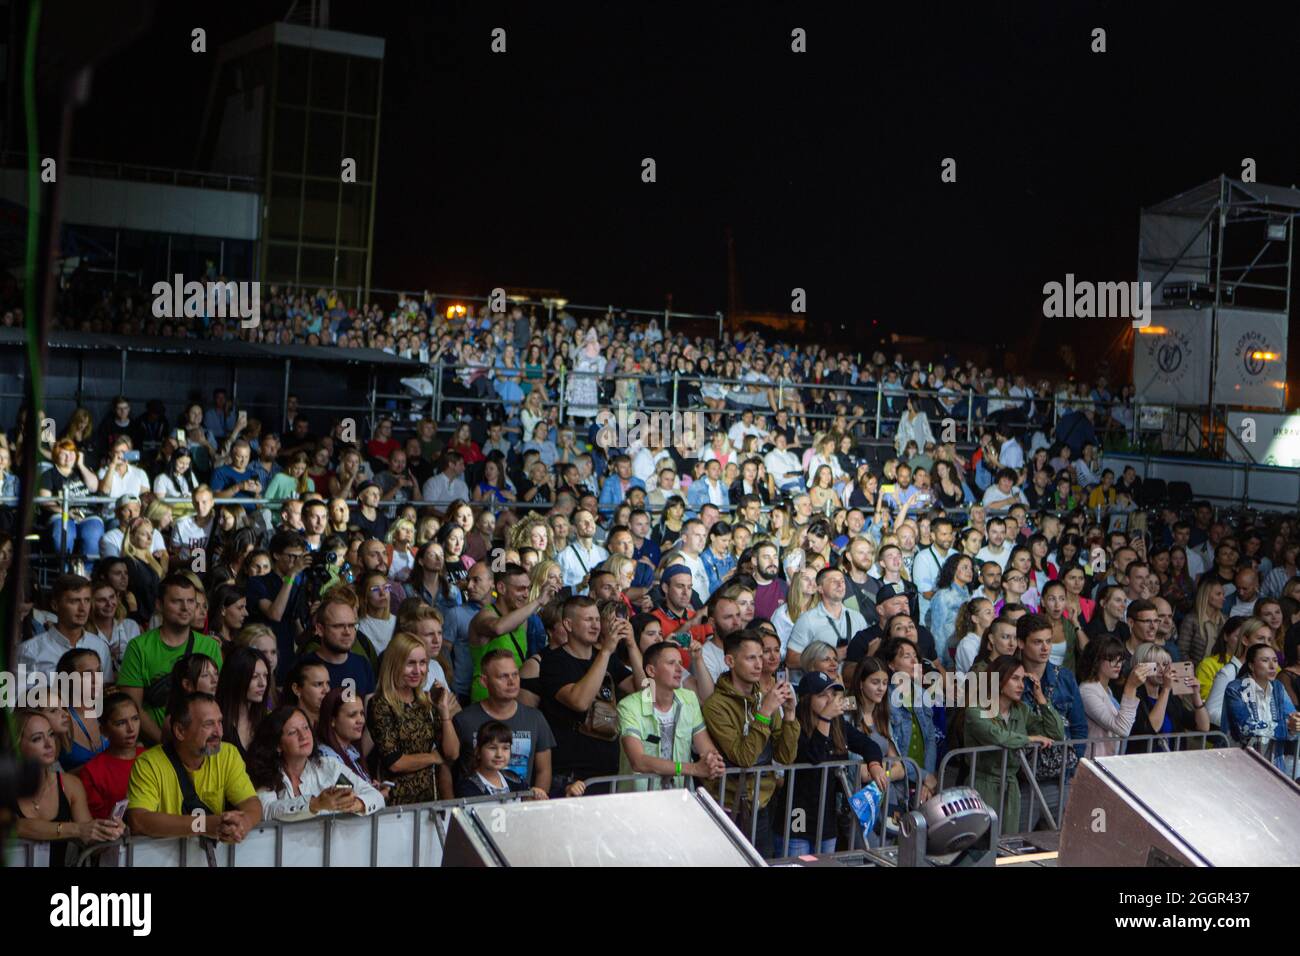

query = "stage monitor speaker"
[[442, 788, 765, 867], [1059, 747, 1300, 867]]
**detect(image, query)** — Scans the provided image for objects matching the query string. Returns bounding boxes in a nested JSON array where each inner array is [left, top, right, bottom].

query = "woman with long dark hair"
[[436, 521, 472, 592], [208, 583, 248, 648], [1076, 635, 1145, 757], [216, 645, 272, 758], [880, 636, 939, 802], [316, 686, 376, 784], [964, 654, 1066, 826], [845, 656, 917, 813], [1039, 580, 1083, 670], [1058, 562, 1093, 627], [926, 553, 975, 664], [247, 706, 383, 821], [1223, 642, 1300, 774], [408, 539, 458, 613], [53, 648, 109, 772]]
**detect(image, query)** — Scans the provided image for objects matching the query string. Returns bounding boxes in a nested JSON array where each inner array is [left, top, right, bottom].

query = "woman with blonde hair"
[[767, 503, 797, 557], [367, 631, 459, 804], [357, 570, 396, 661], [64, 408, 95, 447], [601, 554, 637, 610], [385, 518, 417, 582], [144, 498, 174, 542], [773, 567, 819, 653], [235, 623, 281, 689], [1179, 577, 1227, 665], [416, 514, 441, 547], [528, 559, 564, 603], [509, 512, 553, 558], [799, 640, 842, 683]]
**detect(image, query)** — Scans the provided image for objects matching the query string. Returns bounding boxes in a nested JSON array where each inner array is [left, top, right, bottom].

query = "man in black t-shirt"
[[538, 595, 639, 794], [246, 530, 310, 681], [844, 584, 939, 687]]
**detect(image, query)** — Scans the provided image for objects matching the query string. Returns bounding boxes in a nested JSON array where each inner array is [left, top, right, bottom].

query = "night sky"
[[52, 1, 1300, 371]]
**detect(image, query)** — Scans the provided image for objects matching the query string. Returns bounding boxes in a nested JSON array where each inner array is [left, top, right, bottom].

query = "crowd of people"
[[3, 302, 1298, 864], [33, 284, 1142, 447]]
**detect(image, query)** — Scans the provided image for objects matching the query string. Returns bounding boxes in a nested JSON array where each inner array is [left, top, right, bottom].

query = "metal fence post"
[[432, 364, 443, 423], [874, 387, 882, 439], [966, 387, 975, 441]]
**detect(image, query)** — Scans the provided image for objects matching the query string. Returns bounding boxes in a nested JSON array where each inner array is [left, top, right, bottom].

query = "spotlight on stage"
[[1267, 217, 1288, 242], [897, 786, 1000, 867]]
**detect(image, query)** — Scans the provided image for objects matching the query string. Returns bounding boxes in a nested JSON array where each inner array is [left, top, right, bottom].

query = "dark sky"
[[50, 1, 1300, 367]]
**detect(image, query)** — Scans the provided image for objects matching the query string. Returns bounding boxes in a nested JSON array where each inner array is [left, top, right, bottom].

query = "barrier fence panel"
[[938, 731, 1234, 834], [6, 792, 530, 869]]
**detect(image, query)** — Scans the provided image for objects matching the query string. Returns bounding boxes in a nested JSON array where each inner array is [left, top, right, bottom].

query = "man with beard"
[[126, 692, 262, 841], [751, 543, 789, 620], [356, 537, 408, 611]]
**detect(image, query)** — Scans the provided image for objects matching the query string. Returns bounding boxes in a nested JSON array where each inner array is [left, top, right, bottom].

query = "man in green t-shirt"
[[127, 691, 261, 842], [118, 574, 225, 743], [468, 564, 558, 703]]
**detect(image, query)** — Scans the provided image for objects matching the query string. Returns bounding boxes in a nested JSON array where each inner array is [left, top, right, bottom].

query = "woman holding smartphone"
[[247, 706, 384, 821]]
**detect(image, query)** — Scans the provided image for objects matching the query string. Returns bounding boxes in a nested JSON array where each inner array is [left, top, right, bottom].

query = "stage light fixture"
[[1267, 218, 1288, 241]]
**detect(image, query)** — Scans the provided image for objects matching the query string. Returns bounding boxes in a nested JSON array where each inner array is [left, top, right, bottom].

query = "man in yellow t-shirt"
[[127, 692, 261, 842]]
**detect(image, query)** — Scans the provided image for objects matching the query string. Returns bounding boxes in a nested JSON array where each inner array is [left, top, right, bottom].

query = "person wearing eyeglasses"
[[356, 571, 396, 661], [295, 587, 376, 699], [1076, 635, 1147, 757], [994, 569, 1037, 615]]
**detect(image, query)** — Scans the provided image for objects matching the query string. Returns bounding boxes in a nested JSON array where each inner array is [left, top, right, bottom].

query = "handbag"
[[1028, 740, 1078, 782], [578, 673, 619, 741], [144, 632, 196, 709]]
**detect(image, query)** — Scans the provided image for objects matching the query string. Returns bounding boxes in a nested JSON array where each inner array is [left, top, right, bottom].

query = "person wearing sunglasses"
[[1076, 635, 1148, 757]]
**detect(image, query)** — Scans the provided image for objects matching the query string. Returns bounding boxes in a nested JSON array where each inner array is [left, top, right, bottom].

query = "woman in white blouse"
[[1077, 635, 1149, 757], [894, 395, 935, 457], [247, 707, 384, 822]]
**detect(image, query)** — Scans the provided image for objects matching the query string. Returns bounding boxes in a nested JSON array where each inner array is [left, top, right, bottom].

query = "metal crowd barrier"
[[938, 730, 1233, 834], [597, 756, 921, 855], [5, 791, 531, 869]]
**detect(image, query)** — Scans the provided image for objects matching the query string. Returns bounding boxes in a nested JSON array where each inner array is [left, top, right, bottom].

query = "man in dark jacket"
[[702, 628, 799, 858]]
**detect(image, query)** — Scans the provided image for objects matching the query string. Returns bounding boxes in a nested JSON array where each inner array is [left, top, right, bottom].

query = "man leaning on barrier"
[[702, 628, 800, 857], [616, 641, 725, 791], [126, 691, 262, 843]]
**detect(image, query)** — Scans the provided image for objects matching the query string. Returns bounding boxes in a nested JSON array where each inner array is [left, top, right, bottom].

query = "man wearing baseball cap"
[[349, 480, 388, 541], [843, 582, 939, 688], [99, 494, 165, 558]]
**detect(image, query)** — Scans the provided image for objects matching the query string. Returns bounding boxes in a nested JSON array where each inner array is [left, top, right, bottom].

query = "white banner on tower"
[[1132, 308, 1211, 406], [1212, 309, 1287, 409]]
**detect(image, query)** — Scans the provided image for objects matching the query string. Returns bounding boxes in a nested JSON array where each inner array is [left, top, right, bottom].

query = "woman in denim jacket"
[[926, 554, 974, 666], [1224, 643, 1300, 775], [883, 636, 940, 802]]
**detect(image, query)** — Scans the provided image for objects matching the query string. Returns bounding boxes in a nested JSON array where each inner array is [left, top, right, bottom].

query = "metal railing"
[[5, 790, 530, 869], [938, 730, 1234, 834], [583, 756, 923, 856]]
